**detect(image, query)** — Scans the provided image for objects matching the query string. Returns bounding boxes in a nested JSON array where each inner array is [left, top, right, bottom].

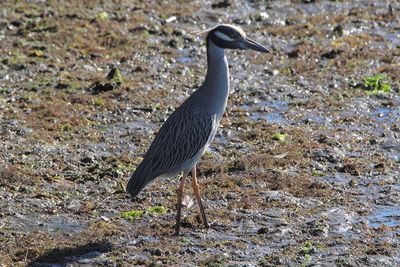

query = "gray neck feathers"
[[199, 40, 230, 117], [205, 40, 229, 88]]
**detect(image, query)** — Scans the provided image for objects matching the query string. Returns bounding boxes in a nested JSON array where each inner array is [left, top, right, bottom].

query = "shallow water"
[[368, 206, 400, 227], [242, 99, 288, 123], [1, 0, 400, 265], [11, 213, 86, 234]]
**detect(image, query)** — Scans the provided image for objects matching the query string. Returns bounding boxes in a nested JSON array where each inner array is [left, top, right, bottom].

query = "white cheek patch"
[[215, 31, 234, 41]]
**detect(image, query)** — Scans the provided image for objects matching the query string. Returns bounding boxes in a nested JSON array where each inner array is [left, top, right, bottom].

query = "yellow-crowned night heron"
[[127, 24, 269, 235]]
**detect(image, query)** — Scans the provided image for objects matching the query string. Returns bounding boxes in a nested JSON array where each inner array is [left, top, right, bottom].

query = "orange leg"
[[174, 174, 187, 236], [191, 164, 209, 228]]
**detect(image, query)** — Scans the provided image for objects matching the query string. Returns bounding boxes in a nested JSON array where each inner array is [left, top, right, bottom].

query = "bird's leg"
[[191, 164, 210, 229], [174, 174, 187, 236]]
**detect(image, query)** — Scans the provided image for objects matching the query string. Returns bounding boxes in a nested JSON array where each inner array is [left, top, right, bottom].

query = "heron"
[[127, 24, 269, 235]]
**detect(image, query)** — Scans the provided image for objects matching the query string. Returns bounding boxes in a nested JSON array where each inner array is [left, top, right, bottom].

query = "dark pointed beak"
[[243, 37, 270, 53]]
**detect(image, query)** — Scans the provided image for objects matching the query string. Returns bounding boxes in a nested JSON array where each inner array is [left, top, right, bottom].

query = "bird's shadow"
[[27, 239, 112, 267]]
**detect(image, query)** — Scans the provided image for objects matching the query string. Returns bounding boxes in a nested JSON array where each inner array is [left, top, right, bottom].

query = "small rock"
[[10, 20, 23, 27], [19, 128, 33, 135], [321, 50, 342, 59], [168, 39, 177, 48], [225, 192, 236, 200], [332, 25, 343, 36], [133, 66, 144, 72], [374, 162, 385, 170], [287, 49, 299, 58], [257, 227, 269, 234], [55, 82, 69, 89], [182, 195, 193, 208], [81, 156, 94, 164], [348, 179, 358, 187], [91, 82, 114, 93], [83, 64, 97, 72], [212, 0, 231, 9], [106, 67, 123, 85], [149, 248, 162, 256], [258, 12, 269, 20], [313, 148, 344, 163], [184, 248, 195, 254]]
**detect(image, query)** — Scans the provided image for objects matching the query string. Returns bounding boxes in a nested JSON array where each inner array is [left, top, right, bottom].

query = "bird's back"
[[126, 95, 216, 197]]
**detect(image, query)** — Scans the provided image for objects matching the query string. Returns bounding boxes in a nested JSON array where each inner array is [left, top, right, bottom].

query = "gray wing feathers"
[[126, 107, 214, 197]]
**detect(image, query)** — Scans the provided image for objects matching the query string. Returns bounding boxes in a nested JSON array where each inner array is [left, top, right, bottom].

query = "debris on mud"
[[0, 0, 399, 266], [91, 67, 123, 94]]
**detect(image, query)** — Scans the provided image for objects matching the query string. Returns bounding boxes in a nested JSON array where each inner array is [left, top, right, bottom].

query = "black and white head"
[[201, 24, 269, 53]]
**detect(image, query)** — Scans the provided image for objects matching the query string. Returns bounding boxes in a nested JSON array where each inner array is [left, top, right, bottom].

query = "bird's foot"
[[173, 224, 181, 236]]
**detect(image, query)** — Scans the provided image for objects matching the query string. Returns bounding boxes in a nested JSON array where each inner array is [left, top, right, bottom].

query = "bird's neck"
[[200, 40, 230, 116], [205, 40, 229, 86]]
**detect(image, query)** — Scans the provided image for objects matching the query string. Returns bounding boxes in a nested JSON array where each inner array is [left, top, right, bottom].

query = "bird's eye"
[[232, 33, 240, 39]]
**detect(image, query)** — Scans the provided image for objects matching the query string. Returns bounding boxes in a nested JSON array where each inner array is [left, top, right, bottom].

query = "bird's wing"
[[126, 106, 215, 197], [146, 108, 215, 177]]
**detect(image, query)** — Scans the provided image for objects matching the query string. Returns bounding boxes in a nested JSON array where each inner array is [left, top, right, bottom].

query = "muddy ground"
[[0, 0, 399, 266]]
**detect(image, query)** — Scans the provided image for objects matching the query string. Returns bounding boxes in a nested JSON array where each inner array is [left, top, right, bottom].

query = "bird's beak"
[[243, 37, 270, 53]]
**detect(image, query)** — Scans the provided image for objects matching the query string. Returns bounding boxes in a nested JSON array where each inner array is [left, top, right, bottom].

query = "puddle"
[[42, 217, 86, 234], [86, 142, 111, 157], [298, 112, 333, 126], [87, 119, 157, 155], [12, 213, 86, 234], [102, 120, 156, 138], [368, 206, 400, 228], [318, 173, 352, 186], [241, 100, 288, 123], [369, 106, 400, 124], [324, 207, 355, 236], [64, 250, 105, 264], [176, 48, 193, 64]]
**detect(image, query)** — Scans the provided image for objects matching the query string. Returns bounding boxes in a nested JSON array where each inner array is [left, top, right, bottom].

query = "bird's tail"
[[126, 162, 152, 197]]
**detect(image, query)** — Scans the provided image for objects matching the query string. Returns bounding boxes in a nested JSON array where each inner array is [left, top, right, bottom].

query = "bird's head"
[[199, 24, 269, 53]]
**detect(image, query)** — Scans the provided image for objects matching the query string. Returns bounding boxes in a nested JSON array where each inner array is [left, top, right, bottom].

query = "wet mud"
[[0, 0, 399, 266]]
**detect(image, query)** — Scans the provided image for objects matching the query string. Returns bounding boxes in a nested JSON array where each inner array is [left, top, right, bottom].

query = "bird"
[[126, 24, 269, 235]]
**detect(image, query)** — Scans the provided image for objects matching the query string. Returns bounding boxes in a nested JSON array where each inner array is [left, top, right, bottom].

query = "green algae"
[[120, 210, 144, 221], [358, 74, 391, 94], [272, 133, 286, 142], [146, 206, 166, 215]]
